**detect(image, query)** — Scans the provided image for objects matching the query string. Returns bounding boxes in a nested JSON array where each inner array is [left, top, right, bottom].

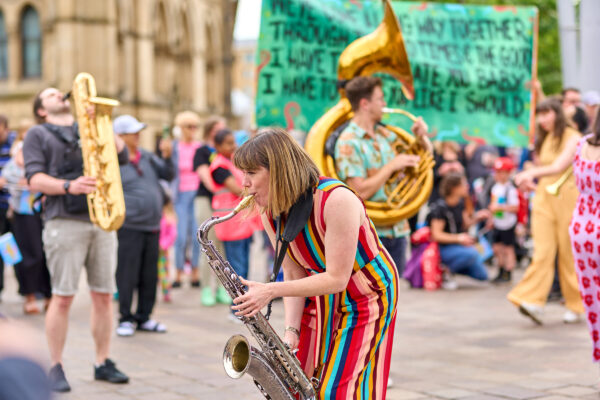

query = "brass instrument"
[[72, 72, 126, 231], [305, 0, 434, 225], [545, 168, 573, 196], [197, 196, 317, 400]]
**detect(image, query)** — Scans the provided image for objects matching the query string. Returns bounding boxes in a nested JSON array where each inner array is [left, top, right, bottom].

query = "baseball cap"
[[113, 115, 146, 134], [582, 91, 600, 106], [493, 157, 514, 172]]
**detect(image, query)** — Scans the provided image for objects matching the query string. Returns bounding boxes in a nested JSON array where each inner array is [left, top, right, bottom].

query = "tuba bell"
[[71, 72, 126, 231], [305, 0, 434, 225]]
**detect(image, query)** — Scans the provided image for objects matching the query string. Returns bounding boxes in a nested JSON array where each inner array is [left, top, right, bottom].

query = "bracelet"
[[285, 326, 300, 338]]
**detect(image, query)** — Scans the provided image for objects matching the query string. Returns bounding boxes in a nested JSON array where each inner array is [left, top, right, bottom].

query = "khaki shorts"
[[43, 218, 117, 296]]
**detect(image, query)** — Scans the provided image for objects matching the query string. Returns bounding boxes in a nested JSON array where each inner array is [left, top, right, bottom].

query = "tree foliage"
[[396, 0, 562, 94]]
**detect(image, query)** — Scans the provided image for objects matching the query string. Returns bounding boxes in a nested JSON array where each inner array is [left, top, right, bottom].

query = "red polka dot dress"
[[569, 134, 600, 362]]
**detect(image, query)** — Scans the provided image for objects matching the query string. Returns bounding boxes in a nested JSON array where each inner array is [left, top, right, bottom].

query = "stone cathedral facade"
[[0, 0, 236, 147]]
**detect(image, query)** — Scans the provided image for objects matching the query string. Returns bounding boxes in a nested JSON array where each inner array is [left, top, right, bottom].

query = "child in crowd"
[[489, 157, 520, 283], [159, 197, 177, 302], [209, 129, 254, 319]]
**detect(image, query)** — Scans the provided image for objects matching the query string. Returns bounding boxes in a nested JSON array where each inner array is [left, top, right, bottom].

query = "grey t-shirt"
[[23, 123, 128, 222]]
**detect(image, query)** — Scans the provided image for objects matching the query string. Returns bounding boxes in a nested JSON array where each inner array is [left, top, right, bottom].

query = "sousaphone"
[[305, 0, 434, 225]]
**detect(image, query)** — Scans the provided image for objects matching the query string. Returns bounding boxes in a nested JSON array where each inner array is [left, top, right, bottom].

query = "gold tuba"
[[304, 0, 434, 225], [72, 72, 126, 231]]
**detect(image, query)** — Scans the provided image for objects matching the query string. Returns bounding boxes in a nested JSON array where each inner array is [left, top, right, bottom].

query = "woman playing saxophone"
[[231, 128, 398, 399]]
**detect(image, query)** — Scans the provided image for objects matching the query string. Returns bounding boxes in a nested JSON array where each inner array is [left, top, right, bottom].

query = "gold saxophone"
[[304, 0, 434, 225], [197, 196, 317, 400], [71, 72, 126, 231], [545, 167, 573, 196]]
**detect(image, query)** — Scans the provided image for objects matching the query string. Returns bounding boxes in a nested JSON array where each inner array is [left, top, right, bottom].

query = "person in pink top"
[[171, 111, 201, 288], [208, 129, 255, 320], [158, 198, 177, 302]]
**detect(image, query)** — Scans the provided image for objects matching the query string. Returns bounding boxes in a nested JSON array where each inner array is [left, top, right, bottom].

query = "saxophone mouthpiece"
[[233, 195, 255, 213], [62, 91, 72, 101]]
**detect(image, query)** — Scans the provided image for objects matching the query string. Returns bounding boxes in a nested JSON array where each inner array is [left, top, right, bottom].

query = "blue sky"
[[234, 0, 261, 41]]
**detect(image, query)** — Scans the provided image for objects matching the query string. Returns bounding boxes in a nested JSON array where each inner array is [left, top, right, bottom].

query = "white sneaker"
[[518, 302, 543, 325], [563, 310, 583, 324], [442, 270, 458, 291], [442, 278, 458, 291], [116, 321, 135, 336]]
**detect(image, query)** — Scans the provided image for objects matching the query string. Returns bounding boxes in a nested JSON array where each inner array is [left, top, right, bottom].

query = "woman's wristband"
[[285, 326, 300, 338]]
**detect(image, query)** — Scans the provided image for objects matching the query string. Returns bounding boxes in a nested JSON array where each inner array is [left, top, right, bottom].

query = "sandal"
[[137, 319, 167, 333]]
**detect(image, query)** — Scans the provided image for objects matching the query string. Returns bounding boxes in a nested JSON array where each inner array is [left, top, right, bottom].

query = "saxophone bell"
[[197, 195, 317, 400], [224, 334, 251, 379], [224, 335, 297, 400]]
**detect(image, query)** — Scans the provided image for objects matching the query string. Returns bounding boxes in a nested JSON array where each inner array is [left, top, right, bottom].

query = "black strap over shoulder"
[[265, 187, 314, 320], [42, 123, 79, 145]]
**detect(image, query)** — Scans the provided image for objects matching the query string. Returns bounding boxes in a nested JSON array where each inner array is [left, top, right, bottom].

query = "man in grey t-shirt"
[[23, 87, 129, 392]]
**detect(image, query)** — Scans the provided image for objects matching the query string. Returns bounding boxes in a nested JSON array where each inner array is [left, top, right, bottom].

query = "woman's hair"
[[534, 97, 570, 153], [214, 129, 232, 146], [439, 172, 465, 198], [203, 115, 225, 140], [233, 127, 320, 215], [587, 107, 600, 146], [174, 110, 200, 128]]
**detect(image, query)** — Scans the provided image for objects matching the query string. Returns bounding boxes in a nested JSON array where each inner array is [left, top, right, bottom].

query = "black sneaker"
[[94, 359, 129, 384], [492, 269, 511, 284], [49, 363, 71, 392]]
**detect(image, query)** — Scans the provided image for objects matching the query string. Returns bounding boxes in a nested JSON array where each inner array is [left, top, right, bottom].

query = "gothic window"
[[21, 6, 41, 78], [0, 11, 7, 79]]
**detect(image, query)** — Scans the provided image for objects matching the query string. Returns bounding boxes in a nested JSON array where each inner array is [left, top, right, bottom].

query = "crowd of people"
[[0, 79, 599, 399], [0, 87, 270, 393]]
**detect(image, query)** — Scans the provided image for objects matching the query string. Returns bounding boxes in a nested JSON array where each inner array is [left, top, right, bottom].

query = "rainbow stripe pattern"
[[266, 177, 399, 399]]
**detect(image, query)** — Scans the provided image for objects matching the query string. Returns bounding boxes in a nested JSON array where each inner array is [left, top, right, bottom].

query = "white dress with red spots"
[[569, 134, 600, 362]]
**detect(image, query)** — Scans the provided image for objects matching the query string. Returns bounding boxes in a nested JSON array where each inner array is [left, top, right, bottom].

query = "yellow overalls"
[[508, 127, 585, 313]]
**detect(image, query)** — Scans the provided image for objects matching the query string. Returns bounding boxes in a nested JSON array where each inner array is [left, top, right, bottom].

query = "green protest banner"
[[255, 0, 538, 147]]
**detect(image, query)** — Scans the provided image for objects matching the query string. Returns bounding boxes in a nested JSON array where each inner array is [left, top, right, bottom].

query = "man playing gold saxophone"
[[334, 76, 433, 276], [23, 87, 130, 392]]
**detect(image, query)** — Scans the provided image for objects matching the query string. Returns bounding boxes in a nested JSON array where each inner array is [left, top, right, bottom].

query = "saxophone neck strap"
[[265, 188, 314, 320], [43, 122, 80, 145]]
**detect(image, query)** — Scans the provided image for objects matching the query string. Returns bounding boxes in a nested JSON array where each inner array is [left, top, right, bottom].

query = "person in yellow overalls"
[[510, 98, 584, 324]]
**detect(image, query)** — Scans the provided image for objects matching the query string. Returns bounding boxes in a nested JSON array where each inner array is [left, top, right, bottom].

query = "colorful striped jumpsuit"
[[264, 178, 399, 399]]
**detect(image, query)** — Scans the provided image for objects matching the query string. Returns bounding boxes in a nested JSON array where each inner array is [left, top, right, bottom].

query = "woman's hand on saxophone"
[[283, 329, 300, 351], [232, 277, 274, 318]]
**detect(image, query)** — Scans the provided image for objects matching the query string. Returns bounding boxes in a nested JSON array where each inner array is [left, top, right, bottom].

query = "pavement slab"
[[0, 259, 598, 399]]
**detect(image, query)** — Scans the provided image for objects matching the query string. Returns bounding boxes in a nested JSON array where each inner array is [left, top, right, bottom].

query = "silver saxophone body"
[[196, 196, 317, 400]]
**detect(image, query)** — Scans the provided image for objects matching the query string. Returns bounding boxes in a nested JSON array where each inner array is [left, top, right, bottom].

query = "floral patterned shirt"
[[334, 121, 409, 238]]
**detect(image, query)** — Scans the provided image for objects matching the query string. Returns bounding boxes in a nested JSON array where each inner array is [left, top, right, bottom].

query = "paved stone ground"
[[0, 256, 598, 400]]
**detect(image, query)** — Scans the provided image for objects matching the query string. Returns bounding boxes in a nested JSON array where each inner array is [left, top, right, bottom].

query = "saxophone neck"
[[197, 195, 255, 243]]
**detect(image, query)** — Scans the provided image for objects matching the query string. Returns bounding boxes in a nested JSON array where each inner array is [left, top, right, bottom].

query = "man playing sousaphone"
[[334, 76, 433, 276]]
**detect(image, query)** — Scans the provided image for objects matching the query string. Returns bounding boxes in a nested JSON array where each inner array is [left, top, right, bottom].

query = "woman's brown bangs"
[[234, 140, 262, 171]]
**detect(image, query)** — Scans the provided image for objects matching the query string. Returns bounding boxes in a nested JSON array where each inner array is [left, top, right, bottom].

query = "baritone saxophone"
[[71, 72, 126, 231], [197, 196, 317, 400]]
